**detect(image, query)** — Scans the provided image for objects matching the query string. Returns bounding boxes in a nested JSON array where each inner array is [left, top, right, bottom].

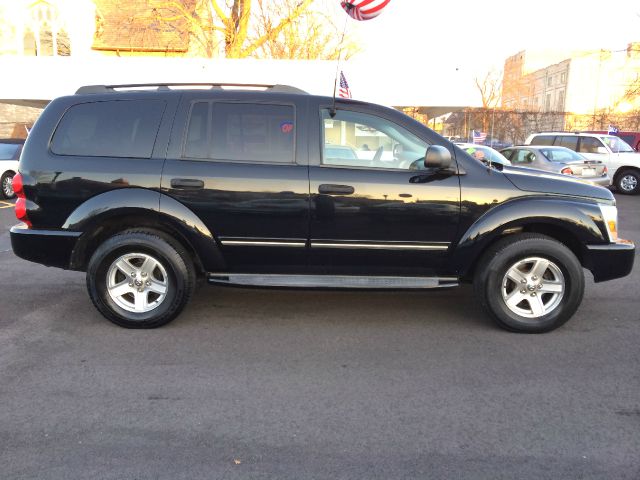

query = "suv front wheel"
[[87, 229, 196, 328], [474, 233, 585, 333], [615, 169, 640, 195]]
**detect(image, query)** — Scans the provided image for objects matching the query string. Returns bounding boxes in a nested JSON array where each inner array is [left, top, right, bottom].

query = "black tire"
[[615, 169, 640, 195], [1, 171, 15, 199], [474, 233, 584, 333], [87, 229, 196, 328]]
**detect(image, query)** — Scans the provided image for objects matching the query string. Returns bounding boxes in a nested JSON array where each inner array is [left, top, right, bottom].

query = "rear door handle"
[[318, 184, 355, 195], [170, 178, 204, 189]]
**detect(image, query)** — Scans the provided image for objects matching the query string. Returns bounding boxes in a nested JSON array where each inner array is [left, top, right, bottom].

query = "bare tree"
[[474, 70, 502, 132], [135, 0, 351, 58]]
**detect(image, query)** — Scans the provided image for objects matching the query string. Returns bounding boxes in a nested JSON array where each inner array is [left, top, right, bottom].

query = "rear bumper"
[[584, 240, 635, 282], [584, 176, 611, 187], [10, 224, 81, 269]]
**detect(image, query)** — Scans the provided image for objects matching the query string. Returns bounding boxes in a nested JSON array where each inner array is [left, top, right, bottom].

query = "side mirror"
[[424, 145, 452, 169], [596, 146, 608, 154]]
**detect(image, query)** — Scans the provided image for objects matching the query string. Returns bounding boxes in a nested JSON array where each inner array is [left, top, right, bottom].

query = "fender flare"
[[64, 188, 225, 271], [451, 196, 608, 276]]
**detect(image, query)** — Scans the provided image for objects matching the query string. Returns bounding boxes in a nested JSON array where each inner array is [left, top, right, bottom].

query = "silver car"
[[500, 145, 610, 186]]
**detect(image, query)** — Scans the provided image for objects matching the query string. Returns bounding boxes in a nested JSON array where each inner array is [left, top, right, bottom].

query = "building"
[[501, 43, 640, 131]]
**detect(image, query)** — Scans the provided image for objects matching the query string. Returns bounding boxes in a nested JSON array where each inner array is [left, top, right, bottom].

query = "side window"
[[556, 136, 578, 151], [578, 137, 605, 154], [512, 150, 535, 164], [321, 109, 429, 170], [501, 149, 514, 160], [51, 100, 166, 158], [530, 135, 554, 146], [184, 102, 295, 164]]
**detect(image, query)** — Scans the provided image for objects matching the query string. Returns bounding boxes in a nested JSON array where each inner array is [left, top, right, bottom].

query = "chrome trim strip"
[[220, 239, 306, 247], [311, 241, 450, 251], [207, 273, 459, 289]]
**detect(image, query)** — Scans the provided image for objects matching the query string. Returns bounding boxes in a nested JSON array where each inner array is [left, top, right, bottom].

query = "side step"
[[207, 274, 459, 289]]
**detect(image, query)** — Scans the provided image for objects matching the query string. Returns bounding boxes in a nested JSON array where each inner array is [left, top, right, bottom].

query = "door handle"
[[170, 178, 204, 189], [318, 184, 355, 195]]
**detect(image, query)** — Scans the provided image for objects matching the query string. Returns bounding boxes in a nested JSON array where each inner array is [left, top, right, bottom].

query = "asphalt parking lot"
[[0, 195, 639, 480]]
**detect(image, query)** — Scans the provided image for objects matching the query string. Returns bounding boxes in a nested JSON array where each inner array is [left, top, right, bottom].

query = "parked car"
[[455, 143, 512, 167], [525, 132, 640, 194], [0, 138, 24, 199], [586, 131, 640, 152], [10, 83, 635, 333], [483, 136, 513, 150], [500, 145, 610, 186]]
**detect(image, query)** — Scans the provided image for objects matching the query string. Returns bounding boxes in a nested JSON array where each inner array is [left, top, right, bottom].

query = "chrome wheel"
[[619, 174, 638, 192], [2, 174, 13, 198], [106, 253, 169, 313], [501, 257, 565, 319]]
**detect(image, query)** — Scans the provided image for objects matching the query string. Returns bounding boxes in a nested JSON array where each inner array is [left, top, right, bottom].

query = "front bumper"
[[584, 240, 635, 282], [10, 224, 81, 269]]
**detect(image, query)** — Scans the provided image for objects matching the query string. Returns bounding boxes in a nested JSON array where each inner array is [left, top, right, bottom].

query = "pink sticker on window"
[[280, 122, 294, 134]]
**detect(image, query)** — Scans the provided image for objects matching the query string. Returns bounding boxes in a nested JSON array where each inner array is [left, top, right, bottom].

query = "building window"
[[560, 73, 566, 83], [546, 94, 552, 111], [557, 90, 565, 111]]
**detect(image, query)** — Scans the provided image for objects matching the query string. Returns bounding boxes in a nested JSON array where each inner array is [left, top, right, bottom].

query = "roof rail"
[[75, 83, 309, 95]]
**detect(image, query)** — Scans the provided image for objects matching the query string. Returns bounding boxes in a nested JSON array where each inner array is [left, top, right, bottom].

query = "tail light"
[[13, 173, 31, 228], [603, 166, 608, 174], [560, 167, 573, 175]]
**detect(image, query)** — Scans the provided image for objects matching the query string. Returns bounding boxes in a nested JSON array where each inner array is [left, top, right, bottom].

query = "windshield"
[[601, 136, 634, 153], [540, 148, 584, 163], [0, 143, 20, 160]]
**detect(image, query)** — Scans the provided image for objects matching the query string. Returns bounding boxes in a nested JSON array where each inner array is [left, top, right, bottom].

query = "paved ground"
[[0, 195, 639, 480]]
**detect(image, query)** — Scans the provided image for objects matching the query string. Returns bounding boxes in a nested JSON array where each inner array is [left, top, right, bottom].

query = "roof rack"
[[75, 83, 309, 95]]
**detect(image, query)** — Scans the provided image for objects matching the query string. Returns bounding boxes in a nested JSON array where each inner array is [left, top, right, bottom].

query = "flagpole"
[[330, 14, 350, 117]]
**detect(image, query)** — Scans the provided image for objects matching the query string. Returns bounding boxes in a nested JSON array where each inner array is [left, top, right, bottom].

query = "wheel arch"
[[453, 197, 608, 281], [65, 188, 225, 273]]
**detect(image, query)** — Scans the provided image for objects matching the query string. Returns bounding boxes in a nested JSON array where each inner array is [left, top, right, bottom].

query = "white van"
[[525, 132, 640, 194]]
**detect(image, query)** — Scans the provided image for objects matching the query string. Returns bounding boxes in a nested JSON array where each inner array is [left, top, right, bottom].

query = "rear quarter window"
[[50, 99, 166, 158], [530, 135, 554, 146]]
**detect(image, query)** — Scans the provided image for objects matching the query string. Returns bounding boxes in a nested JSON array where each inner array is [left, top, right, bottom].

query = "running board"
[[207, 274, 459, 289]]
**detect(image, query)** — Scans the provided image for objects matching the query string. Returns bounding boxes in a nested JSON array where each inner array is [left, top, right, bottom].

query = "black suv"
[[10, 84, 635, 332]]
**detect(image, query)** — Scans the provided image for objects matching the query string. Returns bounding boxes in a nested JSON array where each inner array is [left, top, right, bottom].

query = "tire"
[[474, 233, 584, 333], [615, 169, 640, 195], [87, 229, 196, 328], [1, 171, 14, 199]]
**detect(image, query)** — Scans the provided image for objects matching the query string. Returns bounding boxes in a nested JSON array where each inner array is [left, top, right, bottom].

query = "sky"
[[327, 0, 640, 76]]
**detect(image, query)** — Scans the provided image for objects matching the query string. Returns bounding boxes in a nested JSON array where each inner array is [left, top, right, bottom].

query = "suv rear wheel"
[[615, 169, 640, 195], [474, 233, 584, 333], [87, 229, 196, 328]]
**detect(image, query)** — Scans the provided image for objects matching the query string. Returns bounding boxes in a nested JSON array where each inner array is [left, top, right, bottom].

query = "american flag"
[[338, 71, 352, 98], [472, 130, 487, 144]]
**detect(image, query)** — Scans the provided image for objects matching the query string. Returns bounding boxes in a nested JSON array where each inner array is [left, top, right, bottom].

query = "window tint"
[[512, 150, 535, 164], [184, 102, 295, 163], [321, 109, 429, 170], [578, 137, 605, 154], [501, 149, 513, 160], [556, 136, 578, 151], [51, 100, 165, 158], [530, 135, 554, 146], [184, 102, 209, 159]]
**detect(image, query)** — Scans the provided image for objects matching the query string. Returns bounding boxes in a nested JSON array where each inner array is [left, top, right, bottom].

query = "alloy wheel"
[[619, 174, 638, 192], [106, 252, 169, 313], [2, 175, 13, 198], [501, 256, 565, 318]]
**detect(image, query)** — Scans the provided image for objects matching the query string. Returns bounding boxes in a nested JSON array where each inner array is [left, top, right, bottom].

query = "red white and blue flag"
[[338, 71, 352, 98], [341, 0, 391, 21], [472, 130, 487, 144]]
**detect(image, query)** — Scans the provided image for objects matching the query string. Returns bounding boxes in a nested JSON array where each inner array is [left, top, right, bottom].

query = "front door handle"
[[170, 178, 204, 189], [318, 184, 355, 195]]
